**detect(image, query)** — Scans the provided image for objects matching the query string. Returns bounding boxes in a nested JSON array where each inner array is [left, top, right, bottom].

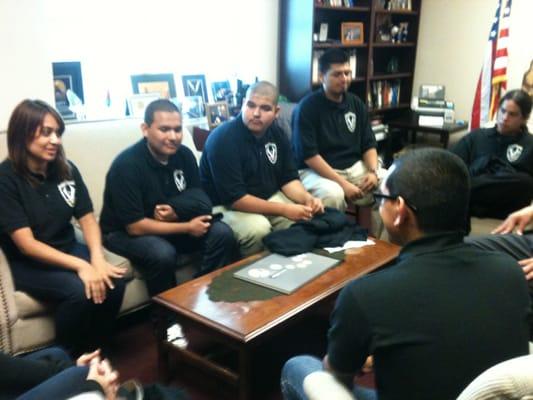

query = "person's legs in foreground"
[[16, 346, 89, 400], [104, 231, 178, 296], [281, 355, 377, 400]]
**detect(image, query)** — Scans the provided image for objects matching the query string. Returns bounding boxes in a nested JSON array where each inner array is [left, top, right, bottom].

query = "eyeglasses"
[[373, 191, 418, 212]]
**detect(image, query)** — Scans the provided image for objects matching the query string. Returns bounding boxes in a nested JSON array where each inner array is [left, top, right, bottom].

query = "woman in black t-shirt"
[[0, 99, 126, 353]]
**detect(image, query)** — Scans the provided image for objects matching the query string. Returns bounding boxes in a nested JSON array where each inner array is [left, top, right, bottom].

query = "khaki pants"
[[299, 160, 386, 237], [214, 191, 295, 257]]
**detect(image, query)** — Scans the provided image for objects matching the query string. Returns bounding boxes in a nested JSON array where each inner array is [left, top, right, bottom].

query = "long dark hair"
[[7, 99, 70, 184]]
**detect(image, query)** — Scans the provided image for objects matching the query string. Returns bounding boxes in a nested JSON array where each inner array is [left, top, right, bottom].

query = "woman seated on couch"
[[0, 99, 126, 353]]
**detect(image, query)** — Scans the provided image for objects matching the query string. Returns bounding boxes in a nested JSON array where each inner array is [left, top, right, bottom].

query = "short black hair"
[[144, 99, 180, 126], [385, 148, 470, 234], [318, 49, 349, 75], [499, 89, 532, 120]]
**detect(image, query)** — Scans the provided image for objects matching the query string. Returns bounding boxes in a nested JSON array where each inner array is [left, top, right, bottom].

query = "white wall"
[[0, 0, 280, 131], [414, 0, 533, 122]]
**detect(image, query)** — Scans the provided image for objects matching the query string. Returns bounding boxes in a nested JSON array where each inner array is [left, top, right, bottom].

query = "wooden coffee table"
[[153, 239, 399, 400]]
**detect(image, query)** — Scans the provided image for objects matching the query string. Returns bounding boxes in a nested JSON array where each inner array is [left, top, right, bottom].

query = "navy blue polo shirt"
[[292, 88, 376, 169], [451, 126, 533, 176], [199, 115, 299, 206], [0, 159, 93, 259], [100, 139, 201, 233]]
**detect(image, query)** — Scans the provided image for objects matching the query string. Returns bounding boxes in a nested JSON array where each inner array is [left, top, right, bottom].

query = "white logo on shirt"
[[345, 112, 356, 133], [507, 144, 523, 163], [173, 169, 186, 192], [265, 143, 277, 164], [57, 180, 76, 208]]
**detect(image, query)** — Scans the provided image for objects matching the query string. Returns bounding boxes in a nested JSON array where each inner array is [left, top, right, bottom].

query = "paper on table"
[[324, 239, 375, 254]]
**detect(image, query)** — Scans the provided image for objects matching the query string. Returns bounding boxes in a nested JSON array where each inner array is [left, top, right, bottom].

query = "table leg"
[[441, 132, 450, 148], [239, 347, 252, 400]]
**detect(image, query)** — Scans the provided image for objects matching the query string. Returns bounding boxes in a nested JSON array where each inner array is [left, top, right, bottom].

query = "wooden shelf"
[[279, 0, 422, 118], [369, 103, 411, 113], [374, 9, 419, 15], [370, 73, 412, 80], [314, 42, 368, 48], [315, 5, 370, 12], [372, 42, 416, 47]]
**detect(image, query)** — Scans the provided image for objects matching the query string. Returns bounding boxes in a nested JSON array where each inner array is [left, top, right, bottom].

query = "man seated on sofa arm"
[[199, 81, 324, 257], [99, 99, 236, 297]]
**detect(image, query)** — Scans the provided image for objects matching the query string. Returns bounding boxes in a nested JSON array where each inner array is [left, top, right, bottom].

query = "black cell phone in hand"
[[211, 212, 223, 222]]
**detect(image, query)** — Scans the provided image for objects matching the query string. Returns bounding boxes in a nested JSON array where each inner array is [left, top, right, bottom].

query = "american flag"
[[469, 0, 512, 130]]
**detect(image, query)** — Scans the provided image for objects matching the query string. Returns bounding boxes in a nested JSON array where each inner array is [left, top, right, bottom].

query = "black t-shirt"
[[199, 115, 299, 206], [100, 139, 201, 233], [451, 126, 533, 176], [0, 160, 93, 259], [292, 88, 376, 169], [328, 232, 531, 400]]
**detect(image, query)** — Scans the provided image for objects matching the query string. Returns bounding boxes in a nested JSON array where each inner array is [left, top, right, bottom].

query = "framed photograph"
[[131, 73, 176, 99], [182, 74, 208, 104], [206, 101, 230, 130], [127, 93, 161, 118], [341, 22, 364, 45], [182, 95, 205, 119], [52, 61, 84, 120], [211, 80, 232, 102]]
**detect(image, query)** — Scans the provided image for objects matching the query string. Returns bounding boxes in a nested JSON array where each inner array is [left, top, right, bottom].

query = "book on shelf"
[[318, 0, 355, 7], [369, 79, 401, 109]]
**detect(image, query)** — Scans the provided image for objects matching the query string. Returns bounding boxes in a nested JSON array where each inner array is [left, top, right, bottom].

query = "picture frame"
[[131, 73, 176, 99], [211, 80, 232, 102], [182, 74, 208, 104], [341, 22, 364, 46], [127, 93, 161, 118], [52, 61, 84, 120], [206, 101, 230, 130], [182, 95, 205, 119]]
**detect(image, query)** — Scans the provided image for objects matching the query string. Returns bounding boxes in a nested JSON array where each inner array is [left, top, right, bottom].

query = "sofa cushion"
[[14, 291, 54, 318]]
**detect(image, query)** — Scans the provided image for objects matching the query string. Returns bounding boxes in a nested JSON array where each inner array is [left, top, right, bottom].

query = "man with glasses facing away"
[[281, 148, 531, 400], [99, 99, 236, 297]]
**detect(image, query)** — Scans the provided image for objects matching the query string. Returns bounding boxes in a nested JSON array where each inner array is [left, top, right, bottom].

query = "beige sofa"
[[0, 118, 204, 355]]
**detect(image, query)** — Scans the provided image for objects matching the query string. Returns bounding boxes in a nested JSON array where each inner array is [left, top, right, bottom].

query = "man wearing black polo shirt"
[[200, 81, 323, 256], [100, 99, 236, 296], [281, 148, 531, 400], [292, 49, 381, 211]]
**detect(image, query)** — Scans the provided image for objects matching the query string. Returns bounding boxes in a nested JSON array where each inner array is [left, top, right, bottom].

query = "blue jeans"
[[104, 220, 236, 296], [9, 242, 126, 353], [17, 347, 90, 400], [281, 355, 377, 400]]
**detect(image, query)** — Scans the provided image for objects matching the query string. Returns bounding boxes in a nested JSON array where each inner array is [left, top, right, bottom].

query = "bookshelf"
[[278, 0, 422, 120]]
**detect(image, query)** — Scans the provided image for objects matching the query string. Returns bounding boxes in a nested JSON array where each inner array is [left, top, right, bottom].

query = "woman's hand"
[[77, 349, 101, 366], [92, 256, 127, 290], [78, 263, 107, 304]]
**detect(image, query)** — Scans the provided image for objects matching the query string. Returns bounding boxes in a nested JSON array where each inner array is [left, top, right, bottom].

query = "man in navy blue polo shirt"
[[100, 99, 236, 296], [200, 81, 324, 256], [292, 49, 382, 212]]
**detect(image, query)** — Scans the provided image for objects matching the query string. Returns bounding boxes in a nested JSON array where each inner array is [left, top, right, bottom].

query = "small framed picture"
[[131, 73, 176, 99], [182, 74, 208, 104], [206, 101, 230, 130], [127, 93, 160, 118], [211, 80, 232, 102], [341, 22, 364, 46], [182, 95, 205, 119]]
